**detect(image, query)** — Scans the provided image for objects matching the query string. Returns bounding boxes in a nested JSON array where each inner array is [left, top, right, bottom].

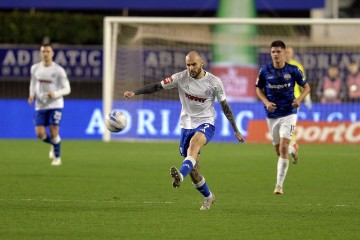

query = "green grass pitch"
[[0, 140, 359, 240]]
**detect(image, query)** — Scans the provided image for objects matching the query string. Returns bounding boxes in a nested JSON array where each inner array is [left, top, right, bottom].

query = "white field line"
[[0, 198, 351, 207]]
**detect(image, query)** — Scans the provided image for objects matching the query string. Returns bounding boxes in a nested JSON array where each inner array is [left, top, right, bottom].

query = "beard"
[[190, 69, 202, 78]]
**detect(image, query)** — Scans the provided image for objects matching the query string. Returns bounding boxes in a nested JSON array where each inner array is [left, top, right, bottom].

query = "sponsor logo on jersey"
[[267, 83, 291, 89], [284, 73, 291, 80], [39, 79, 52, 84], [163, 76, 173, 85], [185, 92, 206, 103]]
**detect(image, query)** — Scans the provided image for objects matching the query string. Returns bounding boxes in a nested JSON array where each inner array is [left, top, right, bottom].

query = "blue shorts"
[[179, 123, 215, 157], [34, 109, 63, 126]]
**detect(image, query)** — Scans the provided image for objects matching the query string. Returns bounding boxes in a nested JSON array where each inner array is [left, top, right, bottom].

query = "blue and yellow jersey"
[[287, 59, 306, 98]]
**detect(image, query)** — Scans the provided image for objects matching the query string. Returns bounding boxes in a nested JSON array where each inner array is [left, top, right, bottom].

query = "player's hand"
[[266, 102, 277, 112], [292, 98, 301, 108], [48, 91, 56, 99], [124, 91, 135, 99], [235, 132, 245, 143], [28, 96, 34, 105]]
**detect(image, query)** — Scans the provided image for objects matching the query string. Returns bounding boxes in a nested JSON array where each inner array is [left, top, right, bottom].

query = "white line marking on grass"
[[0, 198, 350, 207]]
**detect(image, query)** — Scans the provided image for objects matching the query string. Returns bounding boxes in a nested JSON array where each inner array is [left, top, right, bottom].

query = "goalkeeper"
[[285, 47, 312, 164]]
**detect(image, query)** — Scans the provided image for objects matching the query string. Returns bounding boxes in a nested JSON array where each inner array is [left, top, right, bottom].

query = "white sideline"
[[0, 198, 350, 207]]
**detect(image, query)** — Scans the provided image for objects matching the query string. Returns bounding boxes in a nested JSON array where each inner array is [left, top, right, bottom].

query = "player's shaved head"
[[186, 51, 202, 60], [185, 51, 204, 79]]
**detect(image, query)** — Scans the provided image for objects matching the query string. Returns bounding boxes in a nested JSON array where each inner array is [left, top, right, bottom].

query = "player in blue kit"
[[256, 40, 310, 194]]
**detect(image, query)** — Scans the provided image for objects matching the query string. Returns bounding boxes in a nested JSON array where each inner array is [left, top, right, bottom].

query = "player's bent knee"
[[52, 135, 61, 144]]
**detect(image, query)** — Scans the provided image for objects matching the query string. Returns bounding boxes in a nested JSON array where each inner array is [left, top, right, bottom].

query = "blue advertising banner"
[[1, 99, 359, 141], [0, 0, 323, 11], [0, 47, 102, 80]]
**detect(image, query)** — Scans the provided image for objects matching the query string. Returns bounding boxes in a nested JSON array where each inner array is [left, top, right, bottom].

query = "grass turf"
[[0, 140, 359, 239]]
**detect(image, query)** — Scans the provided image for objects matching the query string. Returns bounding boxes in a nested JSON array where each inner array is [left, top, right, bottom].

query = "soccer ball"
[[105, 110, 127, 132]]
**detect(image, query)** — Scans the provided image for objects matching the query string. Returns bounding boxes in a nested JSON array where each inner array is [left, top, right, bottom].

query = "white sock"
[[288, 141, 296, 154], [276, 157, 289, 187]]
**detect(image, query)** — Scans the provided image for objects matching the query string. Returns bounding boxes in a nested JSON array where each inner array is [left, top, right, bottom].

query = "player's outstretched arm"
[[220, 100, 244, 142], [124, 82, 164, 99]]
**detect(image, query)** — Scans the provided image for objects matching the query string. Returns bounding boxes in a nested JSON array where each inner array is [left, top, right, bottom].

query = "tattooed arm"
[[220, 100, 244, 142], [124, 83, 163, 99]]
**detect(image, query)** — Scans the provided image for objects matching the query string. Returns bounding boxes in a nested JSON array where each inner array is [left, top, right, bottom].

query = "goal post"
[[103, 17, 360, 142]]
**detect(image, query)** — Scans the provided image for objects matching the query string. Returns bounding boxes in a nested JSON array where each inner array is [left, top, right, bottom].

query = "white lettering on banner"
[[84, 108, 359, 143], [159, 52, 172, 67], [173, 118, 182, 135], [296, 122, 360, 143], [300, 53, 360, 70], [220, 113, 230, 136], [160, 110, 170, 135], [86, 108, 105, 134], [53, 50, 101, 67], [221, 110, 253, 137], [145, 52, 158, 67], [350, 113, 357, 122], [3, 50, 17, 65], [1, 49, 101, 78], [18, 50, 31, 66], [137, 110, 157, 135], [88, 51, 101, 66], [144, 50, 209, 69], [236, 111, 254, 137], [313, 112, 321, 122], [328, 112, 343, 121]]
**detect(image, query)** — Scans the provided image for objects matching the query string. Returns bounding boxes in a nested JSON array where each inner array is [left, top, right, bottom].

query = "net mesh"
[[112, 21, 360, 102], [104, 19, 360, 141]]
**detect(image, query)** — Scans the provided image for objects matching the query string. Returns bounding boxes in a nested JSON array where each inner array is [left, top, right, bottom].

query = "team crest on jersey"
[[205, 89, 212, 96], [284, 73, 291, 80], [163, 77, 173, 85]]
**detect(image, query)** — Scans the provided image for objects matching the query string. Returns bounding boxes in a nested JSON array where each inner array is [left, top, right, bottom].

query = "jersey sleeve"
[[214, 78, 226, 102], [160, 72, 179, 89], [255, 66, 266, 88], [294, 67, 307, 87], [29, 65, 36, 97], [54, 66, 71, 98]]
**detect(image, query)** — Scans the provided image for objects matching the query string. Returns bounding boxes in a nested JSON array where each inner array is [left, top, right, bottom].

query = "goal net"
[[103, 17, 360, 143]]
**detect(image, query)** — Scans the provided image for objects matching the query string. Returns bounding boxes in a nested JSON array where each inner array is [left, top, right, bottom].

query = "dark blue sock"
[[42, 135, 52, 144], [179, 159, 194, 178], [53, 142, 61, 158], [195, 178, 211, 197]]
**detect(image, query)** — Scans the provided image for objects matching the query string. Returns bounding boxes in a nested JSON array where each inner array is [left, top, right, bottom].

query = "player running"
[[124, 51, 244, 210], [256, 41, 310, 194], [28, 43, 71, 166]]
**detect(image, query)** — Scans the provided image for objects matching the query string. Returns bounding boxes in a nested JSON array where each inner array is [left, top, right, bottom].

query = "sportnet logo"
[[247, 120, 360, 144], [267, 83, 291, 89]]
